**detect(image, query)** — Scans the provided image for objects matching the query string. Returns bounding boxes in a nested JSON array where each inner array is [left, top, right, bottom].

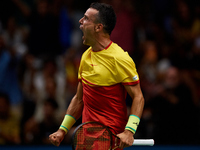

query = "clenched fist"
[[116, 130, 134, 149], [49, 129, 66, 146]]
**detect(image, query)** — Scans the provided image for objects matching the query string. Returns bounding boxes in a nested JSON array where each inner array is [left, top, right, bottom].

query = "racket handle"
[[133, 139, 154, 146], [112, 139, 154, 150]]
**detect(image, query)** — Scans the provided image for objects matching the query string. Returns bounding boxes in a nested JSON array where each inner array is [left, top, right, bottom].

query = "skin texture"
[[49, 7, 144, 149]]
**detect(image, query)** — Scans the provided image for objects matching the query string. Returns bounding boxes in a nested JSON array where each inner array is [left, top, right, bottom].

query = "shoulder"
[[110, 43, 134, 64]]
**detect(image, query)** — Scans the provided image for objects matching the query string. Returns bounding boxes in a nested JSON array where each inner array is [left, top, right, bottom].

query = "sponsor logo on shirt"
[[133, 75, 138, 81], [90, 64, 97, 66]]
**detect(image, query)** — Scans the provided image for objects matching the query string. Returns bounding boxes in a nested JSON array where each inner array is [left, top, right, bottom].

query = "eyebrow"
[[84, 14, 89, 19]]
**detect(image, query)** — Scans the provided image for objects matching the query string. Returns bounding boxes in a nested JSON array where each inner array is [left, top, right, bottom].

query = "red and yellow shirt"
[[78, 41, 139, 134]]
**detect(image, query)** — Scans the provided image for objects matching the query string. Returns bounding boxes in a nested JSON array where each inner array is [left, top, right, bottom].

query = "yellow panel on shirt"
[[78, 42, 139, 86]]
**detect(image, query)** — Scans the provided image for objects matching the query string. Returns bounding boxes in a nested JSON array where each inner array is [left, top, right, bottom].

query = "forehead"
[[85, 8, 99, 18]]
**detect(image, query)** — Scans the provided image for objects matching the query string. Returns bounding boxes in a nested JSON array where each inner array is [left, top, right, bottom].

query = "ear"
[[94, 23, 103, 33]]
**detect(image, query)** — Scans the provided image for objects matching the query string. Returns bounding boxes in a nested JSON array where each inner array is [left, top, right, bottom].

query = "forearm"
[[66, 94, 84, 120], [129, 94, 144, 118], [66, 82, 83, 119], [124, 83, 144, 134], [59, 82, 83, 133], [124, 83, 144, 118]]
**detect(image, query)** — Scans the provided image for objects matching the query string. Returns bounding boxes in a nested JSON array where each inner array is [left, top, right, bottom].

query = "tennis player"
[[49, 2, 144, 149]]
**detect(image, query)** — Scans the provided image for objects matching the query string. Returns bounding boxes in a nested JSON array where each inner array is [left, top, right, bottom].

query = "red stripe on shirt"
[[105, 41, 112, 49], [122, 80, 140, 85], [91, 41, 113, 52], [81, 77, 97, 86]]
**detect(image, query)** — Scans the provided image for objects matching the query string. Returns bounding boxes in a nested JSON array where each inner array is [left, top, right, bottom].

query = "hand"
[[116, 130, 134, 149], [49, 129, 66, 146]]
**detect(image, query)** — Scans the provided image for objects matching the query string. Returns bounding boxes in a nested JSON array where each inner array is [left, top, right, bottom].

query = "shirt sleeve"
[[115, 52, 140, 85]]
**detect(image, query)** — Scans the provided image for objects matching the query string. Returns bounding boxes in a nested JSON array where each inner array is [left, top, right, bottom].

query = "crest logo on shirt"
[[133, 75, 138, 81]]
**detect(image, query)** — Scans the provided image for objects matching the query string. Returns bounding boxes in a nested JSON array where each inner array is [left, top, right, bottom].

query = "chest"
[[81, 53, 118, 85]]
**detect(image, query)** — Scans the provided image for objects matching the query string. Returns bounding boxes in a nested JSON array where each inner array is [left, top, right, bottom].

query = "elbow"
[[141, 95, 145, 106], [140, 95, 145, 115], [135, 93, 145, 107]]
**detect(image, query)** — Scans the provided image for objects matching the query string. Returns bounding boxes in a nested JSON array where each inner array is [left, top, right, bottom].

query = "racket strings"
[[73, 123, 112, 150]]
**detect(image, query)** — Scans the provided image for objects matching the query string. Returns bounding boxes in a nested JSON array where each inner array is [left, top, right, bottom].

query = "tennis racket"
[[72, 121, 154, 150]]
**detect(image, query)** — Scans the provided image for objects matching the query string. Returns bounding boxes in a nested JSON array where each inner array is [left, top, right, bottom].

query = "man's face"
[[79, 8, 99, 46]]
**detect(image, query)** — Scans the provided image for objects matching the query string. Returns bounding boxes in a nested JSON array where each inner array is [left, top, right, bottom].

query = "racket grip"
[[133, 139, 154, 146]]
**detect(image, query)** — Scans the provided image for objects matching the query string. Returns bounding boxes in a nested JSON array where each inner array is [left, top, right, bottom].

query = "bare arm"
[[124, 83, 144, 118], [117, 83, 144, 149], [49, 82, 84, 146], [66, 82, 84, 120]]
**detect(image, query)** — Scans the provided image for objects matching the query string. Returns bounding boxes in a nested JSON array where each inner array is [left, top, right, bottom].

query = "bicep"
[[76, 81, 83, 100], [124, 83, 143, 99]]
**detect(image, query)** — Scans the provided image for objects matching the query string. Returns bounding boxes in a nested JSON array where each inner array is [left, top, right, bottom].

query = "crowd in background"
[[0, 0, 200, 146]]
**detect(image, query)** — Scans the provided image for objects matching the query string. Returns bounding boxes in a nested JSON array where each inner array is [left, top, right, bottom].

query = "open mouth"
[[80, 26, 85, 41], [79, 24, 83, 31]]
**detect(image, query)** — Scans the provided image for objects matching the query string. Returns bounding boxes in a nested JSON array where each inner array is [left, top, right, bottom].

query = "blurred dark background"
[[0, 0, 200, 146]]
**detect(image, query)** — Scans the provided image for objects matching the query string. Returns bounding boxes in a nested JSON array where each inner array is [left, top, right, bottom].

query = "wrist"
[[59, 114, 76, 134], [124, 129, 134, 136], [125, 115, 140, 134], [58, 129, 66, 135]]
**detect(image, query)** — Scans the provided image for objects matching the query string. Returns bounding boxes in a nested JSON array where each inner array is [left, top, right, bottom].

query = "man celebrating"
[[49, 2, 144, 149]]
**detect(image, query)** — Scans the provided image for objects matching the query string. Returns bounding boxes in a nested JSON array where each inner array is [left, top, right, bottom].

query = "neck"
[[91, 34, 111, 51]]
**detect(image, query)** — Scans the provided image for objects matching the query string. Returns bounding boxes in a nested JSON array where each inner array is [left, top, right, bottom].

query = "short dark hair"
[[90, 2, 116, 35]]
